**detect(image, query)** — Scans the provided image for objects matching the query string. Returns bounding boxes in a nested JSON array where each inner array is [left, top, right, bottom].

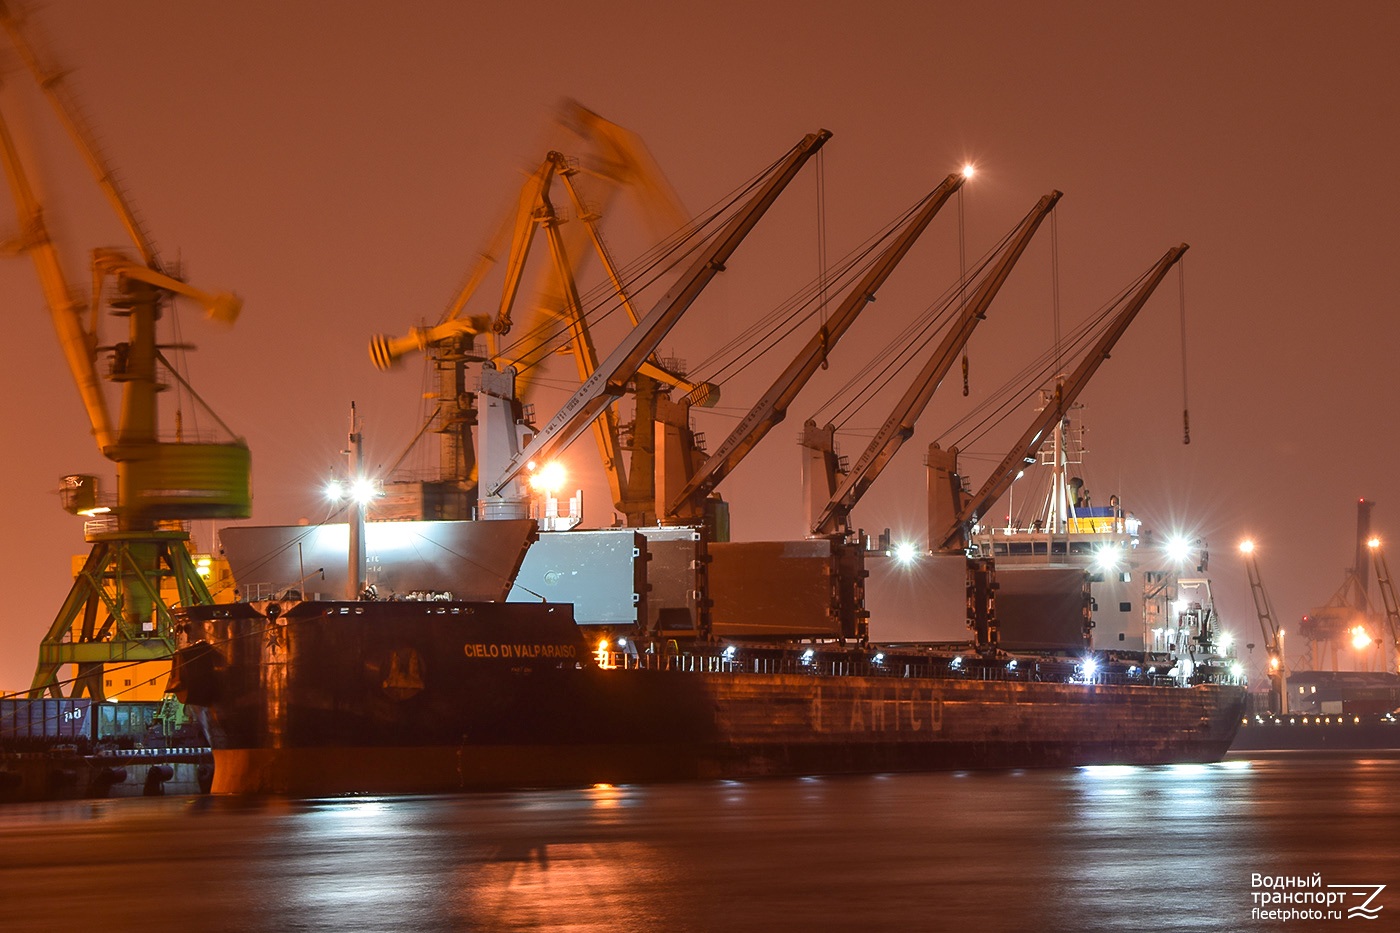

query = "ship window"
[[1118, 632, 1126, 641], [123, 679, 131, 687], [104, 679, 112, 687], [1311, 686, 1317, 694], [1119, 572, 1131, 583], [1119, 602, 1131, 612]]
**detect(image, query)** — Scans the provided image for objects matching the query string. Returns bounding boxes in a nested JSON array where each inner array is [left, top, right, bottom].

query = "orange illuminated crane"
[[1367, 536, 1400, 674], [368, 105, 714, 526], [484, 130, 832, 512], [0, 6, 248, 699], [1240, 540, 1287, 714]]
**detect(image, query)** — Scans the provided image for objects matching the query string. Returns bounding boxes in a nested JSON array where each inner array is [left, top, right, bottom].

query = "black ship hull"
[[173, 600, 1247, 795], [1231, 715, 1400, 752]]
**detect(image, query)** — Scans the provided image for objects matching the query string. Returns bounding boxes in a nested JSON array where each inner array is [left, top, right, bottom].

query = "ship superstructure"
[[968, 399, 1233, 684]]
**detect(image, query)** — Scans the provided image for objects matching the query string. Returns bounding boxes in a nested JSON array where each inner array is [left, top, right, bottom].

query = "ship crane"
[[803, 190, 1062, 538], [1240, 539, 1287, 714], [1299, 499, 1383, 672], [368, 107, 713, 525], [659, 172, 968, 527], [483, 129, 832, 513], [932, 244, 1189, 555], [0, 5, 249, 699], [1367, 537, 1400, 674]]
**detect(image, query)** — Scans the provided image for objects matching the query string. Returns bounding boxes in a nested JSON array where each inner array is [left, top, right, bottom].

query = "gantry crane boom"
[[935, 243, 1189, 552], [0, 104, 113, 451], [486, 129, 832, 498], [550, 154, 714, 403], [807, 191, 1062, 537], [1242, 540, 1287, 713], [1369, 538, 1400, 673], [559, 99, 689, 242], [368, 110, 708, 524], [663, 172, 966, 522], [0, 5, 247, 699], [0, 3, 157, 266]]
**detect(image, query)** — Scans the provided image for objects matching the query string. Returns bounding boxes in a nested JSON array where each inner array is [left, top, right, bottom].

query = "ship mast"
[[1050, 396, 1067, 533], [347, 403, 367, 599]]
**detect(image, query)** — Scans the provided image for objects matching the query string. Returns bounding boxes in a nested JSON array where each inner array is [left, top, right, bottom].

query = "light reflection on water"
[[0, 755, 1397, 932]]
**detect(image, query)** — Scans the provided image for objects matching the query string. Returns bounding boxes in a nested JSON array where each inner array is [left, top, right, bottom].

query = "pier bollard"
[[94, 766, 127, 796], [143, 764, 175, 796]]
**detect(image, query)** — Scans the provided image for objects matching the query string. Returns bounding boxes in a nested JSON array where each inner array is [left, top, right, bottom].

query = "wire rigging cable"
[[802, 199, 1047, 432], [1178, 259, 1190, 445], [686, 194, 941, 389], [492, 146, 799, 381], [936, 265, 1158, 454]]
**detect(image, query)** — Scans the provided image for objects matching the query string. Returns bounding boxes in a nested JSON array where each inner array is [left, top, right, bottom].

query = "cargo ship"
[[1231, 671, 1400, 751], [167, 129, 1246, 795], [171, 589, 1245, 796], [170, 496, 1247, 795], [1231, 711, 1400, 751]]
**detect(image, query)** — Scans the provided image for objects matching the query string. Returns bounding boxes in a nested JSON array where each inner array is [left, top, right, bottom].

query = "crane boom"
[[1242, 541, 1288, 713], [1369, 539, 1400, 674], [0, 104, 114, 450], [664, 172, 966, 521], [485, 129, 832, 498], [808, 191, 1062, 536], [935, 243, 1189, 552], [0, 4, 157, 266], [536, 172, 632, 513], [2, 5, 248, 700]]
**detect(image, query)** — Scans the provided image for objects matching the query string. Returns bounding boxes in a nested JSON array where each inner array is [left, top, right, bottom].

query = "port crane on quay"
[[0, 5, 246, 701]]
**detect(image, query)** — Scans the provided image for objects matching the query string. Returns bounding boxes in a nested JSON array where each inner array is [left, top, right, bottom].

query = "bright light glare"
[[893, 541, 919, 564], [529, 461, 567, 493], [961, 163, 976, 178], [326, 480, 344, 502], [1218, 632, 1233, 651], [1094, 545, 1122, 571], [1351, 625, 1372, 651], [1082, 657, 1099, 678], [1239, 539, 1255, 554], [351, 477, 377, 505], [1368, 536, 1382, 550], [1166, 536, 1192, 562], [1230, 662, 1244, 679]]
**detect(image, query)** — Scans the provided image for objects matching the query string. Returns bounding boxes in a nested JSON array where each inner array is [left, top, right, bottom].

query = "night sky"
[[2, 0, 1397, 693]]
